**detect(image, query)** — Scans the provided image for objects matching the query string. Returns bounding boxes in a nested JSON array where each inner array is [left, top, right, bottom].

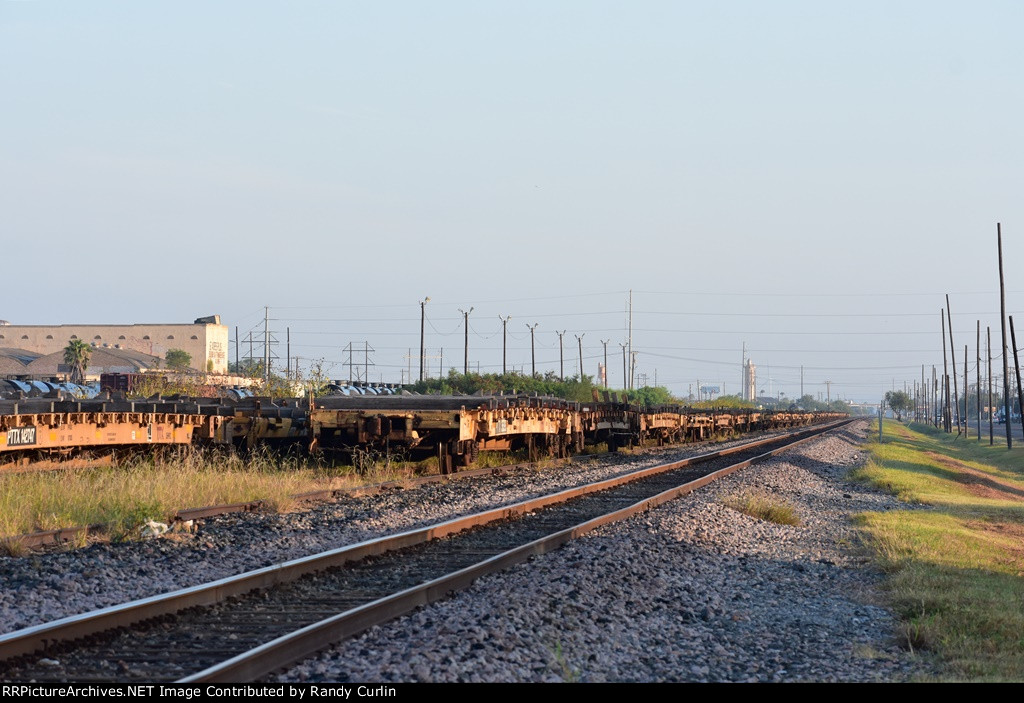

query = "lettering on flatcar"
[[6, 426, 37, 447]]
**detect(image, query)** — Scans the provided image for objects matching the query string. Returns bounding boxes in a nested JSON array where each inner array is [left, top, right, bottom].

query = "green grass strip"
[[856, 420, 1024, 680]]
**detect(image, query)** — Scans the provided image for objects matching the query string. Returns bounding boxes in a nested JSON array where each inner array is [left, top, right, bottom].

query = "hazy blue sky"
[[3, 1, 1023, 401]]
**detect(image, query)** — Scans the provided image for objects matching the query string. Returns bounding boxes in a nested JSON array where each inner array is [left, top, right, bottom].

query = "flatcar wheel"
[[437, 442, 454, 475]]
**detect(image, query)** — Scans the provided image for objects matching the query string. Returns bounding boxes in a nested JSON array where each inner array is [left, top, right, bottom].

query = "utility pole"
[[556, 330, 567, 381], [419, 297, 430, 382], [576, 333, 585, 380], [601, 339, 610, 388], [459, 307, 473, 375], [286, 327, 291, 381], [977, 322, 982, 443], [1010, 316, 1024, 444], [631, 352, 638, 390], [999, 224, 1012, 448], [941, 309, 951, 432], [235, 326, 239, 373], [947, 295, 960, 434], [499, 315, 511, 375], [800, 365, 804, 400], [826, 380, 831, 406], [527, 323, 539, 378]]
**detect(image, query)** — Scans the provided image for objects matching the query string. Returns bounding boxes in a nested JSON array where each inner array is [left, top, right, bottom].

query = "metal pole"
[[527, 323, 539, 378], [879, 398, 884, 441], [459, 307, 473, 376], [419, 297, 429, 382], [235, 326, 239, 373], [499, 315, 510, 375], [576, 333, 585, 380], [557, 331, 566, 381], [999, 224, 1012, 448]]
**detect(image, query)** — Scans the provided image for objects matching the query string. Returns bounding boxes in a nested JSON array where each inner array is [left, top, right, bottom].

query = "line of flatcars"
[[0, 389, 846, 472]]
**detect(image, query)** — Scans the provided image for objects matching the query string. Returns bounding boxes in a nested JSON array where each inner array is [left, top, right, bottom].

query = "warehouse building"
[[0, 315, 228, 374]]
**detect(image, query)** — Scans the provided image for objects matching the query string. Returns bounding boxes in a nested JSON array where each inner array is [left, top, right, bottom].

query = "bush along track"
[[855, 420, 1024, 680]]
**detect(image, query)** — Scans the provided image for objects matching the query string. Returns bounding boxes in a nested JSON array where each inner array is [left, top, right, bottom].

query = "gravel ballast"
[[273, 420, 924, 682], [0, 429, 802, 634]]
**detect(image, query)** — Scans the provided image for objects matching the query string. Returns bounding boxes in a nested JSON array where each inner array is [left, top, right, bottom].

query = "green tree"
[[165, 349, 192, 371], [63, 339, 91, 385], [885, 390, 913, 421]]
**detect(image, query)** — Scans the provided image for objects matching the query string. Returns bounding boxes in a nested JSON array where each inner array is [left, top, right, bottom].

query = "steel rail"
[[0, 419, 852, 670]]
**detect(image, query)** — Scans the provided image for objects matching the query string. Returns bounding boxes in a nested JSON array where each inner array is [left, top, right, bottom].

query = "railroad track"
[[0, 418, 852, 683]]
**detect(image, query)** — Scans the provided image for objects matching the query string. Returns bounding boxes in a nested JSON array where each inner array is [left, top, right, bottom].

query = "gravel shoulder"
[[274, 420, 927, 682], [0, 429, 798, 634]]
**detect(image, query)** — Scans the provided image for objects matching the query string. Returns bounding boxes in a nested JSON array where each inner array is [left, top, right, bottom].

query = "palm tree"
[[63, 339, 91, 385]]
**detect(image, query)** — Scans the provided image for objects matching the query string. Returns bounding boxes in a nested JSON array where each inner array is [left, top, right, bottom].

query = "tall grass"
[[0, 445, 541, 542], [1, 449, 358, 540], [722, 491, 801, 526]]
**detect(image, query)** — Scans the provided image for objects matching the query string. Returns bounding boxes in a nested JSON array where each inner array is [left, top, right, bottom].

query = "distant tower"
[[743, 360, 757, 401]]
